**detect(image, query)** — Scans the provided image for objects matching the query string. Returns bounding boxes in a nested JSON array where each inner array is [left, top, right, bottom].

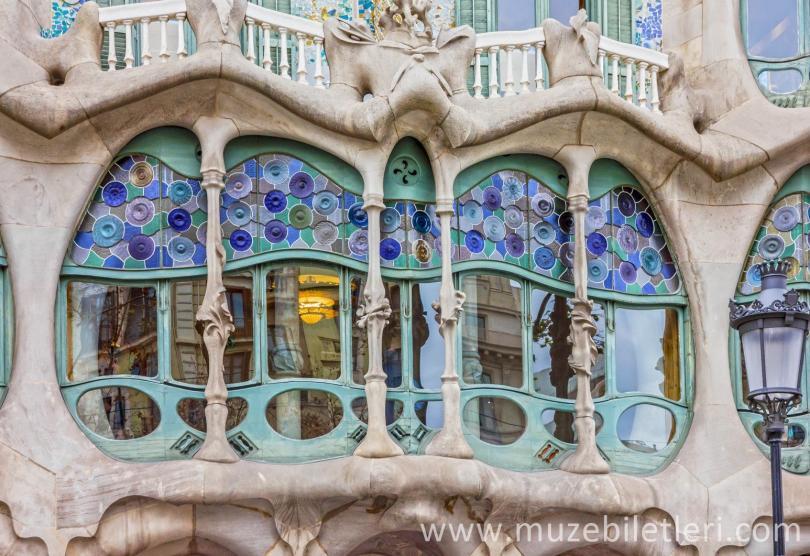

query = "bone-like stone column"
[[194, 169, 239, 463], [556, 146, 609, 474], [354, 193, 403, 458], [425, 200, 473, 458], [192, 117, 240, 463]]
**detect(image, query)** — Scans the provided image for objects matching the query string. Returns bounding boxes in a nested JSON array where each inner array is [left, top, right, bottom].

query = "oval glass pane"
[[351, 397, 403, 425], [267, 390, 343, 439], [754, 421, 805, 448], [463, 397, 526, 445], [617, 404, 676, 453], [541, 409, 603, 443], [414, 400, 444, 429], [746, 0, 799, 58], [76, 386, 160, 440], [177, 398, 248, 432], [758, 69, 804, 95]]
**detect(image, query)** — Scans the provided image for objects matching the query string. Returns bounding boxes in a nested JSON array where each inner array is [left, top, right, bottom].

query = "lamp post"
[[730, 260, 810, 556]]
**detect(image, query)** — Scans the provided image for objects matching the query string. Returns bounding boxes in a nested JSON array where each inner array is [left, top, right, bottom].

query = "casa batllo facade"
[[0, 0, 809, 553]]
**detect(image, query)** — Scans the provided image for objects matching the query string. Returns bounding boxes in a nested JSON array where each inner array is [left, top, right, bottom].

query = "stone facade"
[[0, 0, 809, 554]]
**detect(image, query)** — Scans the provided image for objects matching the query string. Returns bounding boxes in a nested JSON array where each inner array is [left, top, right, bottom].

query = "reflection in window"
[[352, 397, 403, 425], [463, 396, 526, 445], [415, 400, 444, 429], [549, 0, 582, 23], [542, 409, 603, 443], [531, 290, 605, 398], [268, 266, 340, 381], [77, 386, 160, 439], [615, 308, 680, 401], [171, 274, 254, 385], [266, 389, 343, 439], [758, 69, 804, 94], [746, 0, 799, 58], [462, 275, 523, 388], [177, 397, 249, 432], [498, 0, 536, 30], [67, 282, 158, 381], [351, 276, 402, 387], [617, 403, 675, 453], [412, 282, 444, 389]]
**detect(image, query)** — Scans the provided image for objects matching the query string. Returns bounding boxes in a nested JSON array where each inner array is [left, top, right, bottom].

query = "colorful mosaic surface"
[[41, 0, 86, 39], [738, 193, 806, 295], [634, 0, 663, 51], [71, 155, 207, 270], [587, 187, 679, 294], [292, 0, 354, 21]]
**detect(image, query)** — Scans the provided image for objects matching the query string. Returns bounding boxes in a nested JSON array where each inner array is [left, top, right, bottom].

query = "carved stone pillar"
[[425, 203, 473, 458], [194, 169, 239, 463], [354, 194, 403, 458], [556, 146, 609, 474]]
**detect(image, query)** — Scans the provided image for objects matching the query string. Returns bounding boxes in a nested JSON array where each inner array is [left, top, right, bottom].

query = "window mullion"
[[158, 279, 172, 384], [255, 264, 268, 385], [605, 301, 616, 399]]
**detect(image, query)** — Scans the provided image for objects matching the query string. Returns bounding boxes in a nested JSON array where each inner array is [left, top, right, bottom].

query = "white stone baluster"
[[519, 44, 530, 93], [472, 48, 483, 98], [597, 49, 606, 83], [651, 65, 661, 114], [176, 13, 187, 59], [488, 46, 499, 97], [534, 41, 544, 90], [503, 45, 516, 96], [106, 22, 117, 71], [609, 54, 619, 94], [261, 23, 272, 71], [140, 18, 152, 66], [354, 193, 404, 459], [424, 200, 474, 460], [246, 18, 256, 64], [556, 146, 609, 475], [624, 58, 634, 103], [159, 15, 170, 63], [296, 32, 307, 84], [194, 169, 239, 464], [637, 61, 648, 109], [123, 20, 134, 68], [313, 37, 325, 88], [279, 27, 290, 79]]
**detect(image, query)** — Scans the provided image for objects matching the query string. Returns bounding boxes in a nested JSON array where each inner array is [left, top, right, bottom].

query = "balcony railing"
[[96, 0, 669, 112]]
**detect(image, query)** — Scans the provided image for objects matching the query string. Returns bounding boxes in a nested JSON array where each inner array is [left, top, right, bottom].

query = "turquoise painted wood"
[[59, 135, 691, 474]]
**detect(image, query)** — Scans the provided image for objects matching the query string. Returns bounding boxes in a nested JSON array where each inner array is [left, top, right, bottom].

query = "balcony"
[[97, 0, 668, 112]]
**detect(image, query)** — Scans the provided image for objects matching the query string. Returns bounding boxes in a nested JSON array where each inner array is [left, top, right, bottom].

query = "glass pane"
[[531, 290, 606, 398], [414, 400, 444, 428], [412, 282, 444, 389], [77, 386, 160, 439], [268, 266, 340, 381], [67, 282, 158, 381], [747, 0, 799, 58], [462, 396, 526, 445], [549, 0, 580, 23], [617, 404, 675, 452], [351, 397, 404, 425], [177, 398, 248, 432], [172, 273, 254, 385], [615, 308, 681, 401], [266, 390, 343, 439], [351, 276, 402, 387], [754, 421, 805, 447], [498, 0, 536, 30], [542, 409, 603, 443], [758, 69, 803, 94], [461, 275, 524, 388]]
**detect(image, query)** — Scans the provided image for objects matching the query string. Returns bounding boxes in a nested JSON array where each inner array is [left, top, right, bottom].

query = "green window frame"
[[741, 0, 810, 107], [0, 254, 11, 407], [732, 165, 810, 474]]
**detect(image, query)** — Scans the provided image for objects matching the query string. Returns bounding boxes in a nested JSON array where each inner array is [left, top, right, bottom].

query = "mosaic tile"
[[41, 0, 86, 39], [634, 0, 663, 52], [739, 193, 805, 295]]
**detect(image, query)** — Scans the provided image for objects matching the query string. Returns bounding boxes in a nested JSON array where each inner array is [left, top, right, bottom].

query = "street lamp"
[[730, 260, 810, 556]]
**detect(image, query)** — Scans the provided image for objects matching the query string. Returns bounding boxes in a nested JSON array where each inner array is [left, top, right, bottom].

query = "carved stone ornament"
[[212, 0, 234, 34]]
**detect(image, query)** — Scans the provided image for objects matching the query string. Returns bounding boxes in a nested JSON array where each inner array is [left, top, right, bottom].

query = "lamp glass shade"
[[741, 324, 805, 399]]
